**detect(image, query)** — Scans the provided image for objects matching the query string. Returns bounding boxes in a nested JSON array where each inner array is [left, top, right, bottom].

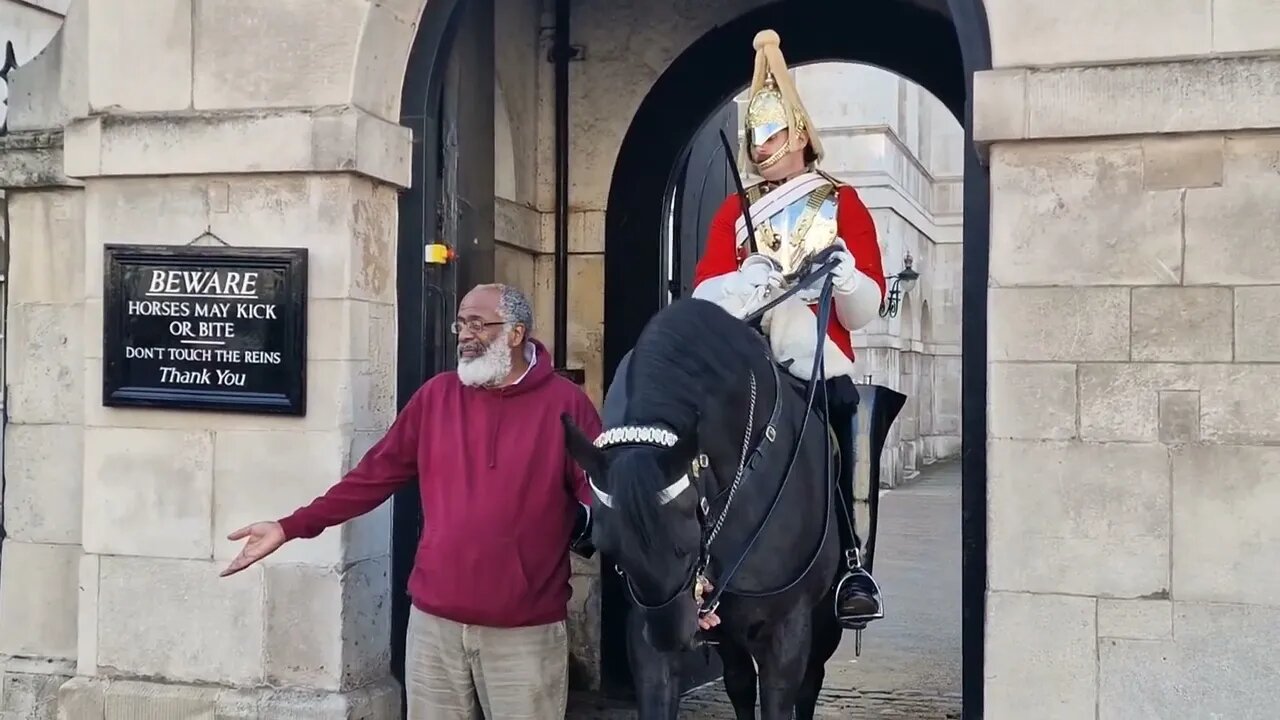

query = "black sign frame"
[[102, 244, 308, 416]]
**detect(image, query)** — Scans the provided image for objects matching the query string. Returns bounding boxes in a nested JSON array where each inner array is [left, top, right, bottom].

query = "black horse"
[[563, 296, 846, 719]]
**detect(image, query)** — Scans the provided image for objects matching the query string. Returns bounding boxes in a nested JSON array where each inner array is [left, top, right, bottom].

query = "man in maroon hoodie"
[[220, 283, 602, 720]]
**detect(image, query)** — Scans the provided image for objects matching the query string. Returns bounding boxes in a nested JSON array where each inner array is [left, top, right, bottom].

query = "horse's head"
[[562, 414, 705, 652]]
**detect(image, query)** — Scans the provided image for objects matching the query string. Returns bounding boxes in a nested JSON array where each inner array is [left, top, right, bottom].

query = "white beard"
[[457, 338, 513, 387]]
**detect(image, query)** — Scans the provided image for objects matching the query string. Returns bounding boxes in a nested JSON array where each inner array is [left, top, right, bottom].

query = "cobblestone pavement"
[[568, 460, 963, 719]]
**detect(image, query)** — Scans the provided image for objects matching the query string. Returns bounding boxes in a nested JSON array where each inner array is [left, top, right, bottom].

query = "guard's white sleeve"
[[692, 271, 773, 320], [691, 273, 733, 302], [831, 269, 884, 332]]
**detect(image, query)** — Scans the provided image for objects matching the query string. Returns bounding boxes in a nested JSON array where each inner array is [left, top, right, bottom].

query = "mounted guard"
[[690, 28, 889, 629]]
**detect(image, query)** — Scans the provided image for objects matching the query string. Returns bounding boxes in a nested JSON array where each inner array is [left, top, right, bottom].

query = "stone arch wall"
[[290, 3, 1280, 715], [920, 299, 934, 344], [897, 294, 920, 476], [917, 299, 937, 462], [9, 1, 1280, 719], [494, 80, 517, 201], [973, 4, 1280, 719]]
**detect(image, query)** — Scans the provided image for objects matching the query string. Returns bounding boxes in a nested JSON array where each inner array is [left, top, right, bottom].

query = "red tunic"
[[692, 183, 887, 361]]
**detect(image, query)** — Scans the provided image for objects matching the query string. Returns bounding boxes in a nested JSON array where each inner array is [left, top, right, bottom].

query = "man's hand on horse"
[[695, 576, 722, 630]]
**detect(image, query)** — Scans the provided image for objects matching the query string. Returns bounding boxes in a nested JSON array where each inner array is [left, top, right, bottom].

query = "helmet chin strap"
[[752, 137, 809, 175], [753, 143, 789, 172]]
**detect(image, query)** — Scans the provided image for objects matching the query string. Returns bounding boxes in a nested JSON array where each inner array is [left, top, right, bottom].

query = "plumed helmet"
[[740, 29, 824, 172]]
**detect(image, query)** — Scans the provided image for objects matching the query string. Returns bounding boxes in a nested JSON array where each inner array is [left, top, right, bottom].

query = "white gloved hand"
[[739, 254, 785, 290], [716, 254, 783, 319], [828, 240, 859, 294], [724, 254, 783, 299]]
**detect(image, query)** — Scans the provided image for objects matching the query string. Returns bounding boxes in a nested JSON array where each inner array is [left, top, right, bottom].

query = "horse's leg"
[[751, 606, 813, 720], [626, 609, 681, 720], [715, 639, 758, 720], [795, 598, 843, 720]]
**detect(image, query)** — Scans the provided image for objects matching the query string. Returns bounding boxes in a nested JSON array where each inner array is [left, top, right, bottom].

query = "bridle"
[[589, 363, 785, 613], [590, 247, 844, 618]]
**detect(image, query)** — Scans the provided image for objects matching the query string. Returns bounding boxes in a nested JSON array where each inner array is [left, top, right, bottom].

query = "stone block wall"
[[60, 170, 400, 716], [0, 1, 410, 715], [6, 0, 1280, 718], [70, 171, 399, 697], [978, 47, 1280, 716], [0, 145, 84, 718]]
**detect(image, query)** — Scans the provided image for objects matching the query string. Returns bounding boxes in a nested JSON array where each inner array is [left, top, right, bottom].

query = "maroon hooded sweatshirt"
[[277, 339, 602, 628]]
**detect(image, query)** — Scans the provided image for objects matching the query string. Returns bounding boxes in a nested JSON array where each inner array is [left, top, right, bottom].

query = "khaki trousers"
[[405, 607, 569, 720]]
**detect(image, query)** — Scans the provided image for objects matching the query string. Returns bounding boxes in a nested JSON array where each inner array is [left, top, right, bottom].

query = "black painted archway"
[[602, 1, 991, 716]]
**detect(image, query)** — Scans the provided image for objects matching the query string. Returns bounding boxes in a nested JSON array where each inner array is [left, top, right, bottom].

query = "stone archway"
[[0, 1, 1267, 718], [601, 0, 990, 712], [6, 1, 1274, 718]]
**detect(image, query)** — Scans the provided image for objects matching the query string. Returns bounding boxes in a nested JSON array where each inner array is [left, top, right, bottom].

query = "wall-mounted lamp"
[[879, 251, 919, 319]]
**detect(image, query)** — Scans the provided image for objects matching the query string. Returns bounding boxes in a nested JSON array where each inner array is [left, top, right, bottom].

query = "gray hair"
[[494, 284, 534, 335]]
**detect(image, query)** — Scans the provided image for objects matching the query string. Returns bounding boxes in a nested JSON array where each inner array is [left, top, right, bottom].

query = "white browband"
[[589, 424, 692, 508], [593, 425, 679, 450]]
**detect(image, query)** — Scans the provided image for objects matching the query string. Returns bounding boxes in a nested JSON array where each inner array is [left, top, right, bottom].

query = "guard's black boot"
[[835, 558, 884, 629], [824, 376, 885, 630]]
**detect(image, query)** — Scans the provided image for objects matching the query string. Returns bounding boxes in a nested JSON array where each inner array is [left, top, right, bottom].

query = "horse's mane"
[[611, 298, 769, 552], [623, 298, 766, 432]]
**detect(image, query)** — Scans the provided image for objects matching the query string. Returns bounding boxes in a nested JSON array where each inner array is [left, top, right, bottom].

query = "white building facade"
[[785, 62, 964, 483]]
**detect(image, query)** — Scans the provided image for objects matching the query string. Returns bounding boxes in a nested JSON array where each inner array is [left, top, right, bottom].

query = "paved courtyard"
[[569, 460, 963, 718]]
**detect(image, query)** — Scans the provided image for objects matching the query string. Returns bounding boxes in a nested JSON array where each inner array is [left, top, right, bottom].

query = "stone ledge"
[[63, 106, 411, 188], [856, 184, 964, 246], [2, 656, 77, 677], [0, 667, 72, 720], [856, 334, 961, 357], [57, 675, 401, 719], [976, 56, 1280, 144], [0, 131, 82, 189]]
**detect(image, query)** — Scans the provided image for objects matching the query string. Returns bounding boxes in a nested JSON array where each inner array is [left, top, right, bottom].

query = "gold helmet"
[[740, 29, 824, 173]]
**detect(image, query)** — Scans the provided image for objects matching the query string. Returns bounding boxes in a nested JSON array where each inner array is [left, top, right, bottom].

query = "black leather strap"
[[569, 502, 595, 559]]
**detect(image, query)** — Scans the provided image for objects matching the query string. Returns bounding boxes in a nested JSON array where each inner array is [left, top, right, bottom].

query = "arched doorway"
[[602, 0, 991, 715]]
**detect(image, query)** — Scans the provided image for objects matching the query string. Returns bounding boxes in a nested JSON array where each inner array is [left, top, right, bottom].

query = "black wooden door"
[[667, 103, 739, 301]]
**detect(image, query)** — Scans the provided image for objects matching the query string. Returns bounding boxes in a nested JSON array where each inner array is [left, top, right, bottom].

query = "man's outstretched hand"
[[220, 521, 286, 577]]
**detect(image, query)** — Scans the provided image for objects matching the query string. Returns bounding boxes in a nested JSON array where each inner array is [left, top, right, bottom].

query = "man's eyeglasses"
[[450, 318, 506, 335]]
